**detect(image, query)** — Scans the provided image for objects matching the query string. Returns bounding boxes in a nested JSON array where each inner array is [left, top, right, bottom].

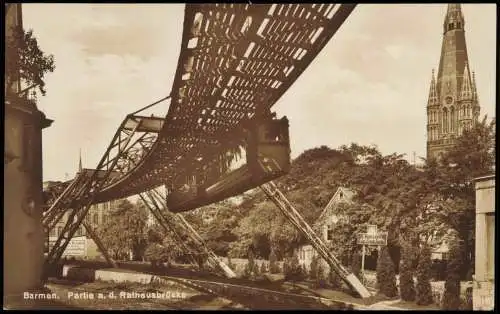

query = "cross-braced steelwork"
[[42, 3, 371, 298], [140, 188, 236, 278]]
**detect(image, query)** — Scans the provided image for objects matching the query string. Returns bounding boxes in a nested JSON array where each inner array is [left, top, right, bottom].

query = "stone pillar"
[[4, 98, 53, 301], [472, 174, 495, 310]]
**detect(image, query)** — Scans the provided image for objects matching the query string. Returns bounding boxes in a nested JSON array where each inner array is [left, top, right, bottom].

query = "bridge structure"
[[42, 4, 371, 298]]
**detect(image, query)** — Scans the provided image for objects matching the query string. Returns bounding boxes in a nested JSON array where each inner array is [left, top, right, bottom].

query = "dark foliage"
[[416, 245, 434, 305], [376, 247, 398, 297]]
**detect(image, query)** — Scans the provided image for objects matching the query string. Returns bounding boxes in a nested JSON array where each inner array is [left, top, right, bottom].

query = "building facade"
[[473, 174, 495, 310], [426, 4, 481, 159], [47, 199, 119, 259]]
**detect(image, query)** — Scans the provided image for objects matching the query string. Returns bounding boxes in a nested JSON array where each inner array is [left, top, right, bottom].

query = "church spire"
[[427, 69, 438, 106], [460, 62, 472, 100], [444, 4, 464, 33], [78, 149, 82, 173], [427, 4, 480, 160]]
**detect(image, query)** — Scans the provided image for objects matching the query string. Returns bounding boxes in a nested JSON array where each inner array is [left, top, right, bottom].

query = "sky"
[[21, 4, 496, 182]]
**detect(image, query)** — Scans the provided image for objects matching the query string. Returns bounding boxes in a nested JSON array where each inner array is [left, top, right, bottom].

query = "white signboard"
[[49, 236, 86, 256], [357, 232, 388, 246]]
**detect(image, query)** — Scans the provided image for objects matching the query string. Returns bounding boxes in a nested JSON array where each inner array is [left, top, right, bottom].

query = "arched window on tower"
[[450, 106, 455, 132], [457, 22, 461, 29], [448, 23, 454, 31]]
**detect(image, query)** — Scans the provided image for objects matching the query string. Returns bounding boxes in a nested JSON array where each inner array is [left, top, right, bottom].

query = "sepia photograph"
[[4, 3, 496, 310]]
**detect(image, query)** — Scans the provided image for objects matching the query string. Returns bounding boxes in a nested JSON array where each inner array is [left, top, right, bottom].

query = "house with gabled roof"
[[296, 187, 355, 270]]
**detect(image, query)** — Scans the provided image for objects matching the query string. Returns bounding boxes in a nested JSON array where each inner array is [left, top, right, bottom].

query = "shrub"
[[260, 262, 267, 274], [399, 242, 416, 301], [350, 250, 362, 278], [269, 249, 279, 274], [285, 254, 304, 282], [309, 255, 319, 280], [442, 240, 463, 310], [252, 261, 260, 277], [460, 287, 473, 310], [247, 250, 256, 273], [376, 247, 398, 297], [328, 268, 343, 289], [242, 262, 251, 279], [227, 255, 235, 270], [416, 245, 433, 305], [310, 262, 326, 289]]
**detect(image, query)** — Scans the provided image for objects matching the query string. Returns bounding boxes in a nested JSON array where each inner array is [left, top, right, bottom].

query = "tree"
[[376, 247, 398, 297], [399, 241, 416, 301], [423, 117, 496, 279], [96, 199, 149, 261], [442, 237, 463, 310], [5, 25, 55, 104], [416, 245, 433, 305]]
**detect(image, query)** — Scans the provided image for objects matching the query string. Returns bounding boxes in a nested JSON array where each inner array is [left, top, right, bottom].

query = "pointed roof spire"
[[471, 70, 479, 102], [427, 69, 438, 106], [460, 62, 472, 100], [447, 4, 462, 14], [78, 148, 83, 173]]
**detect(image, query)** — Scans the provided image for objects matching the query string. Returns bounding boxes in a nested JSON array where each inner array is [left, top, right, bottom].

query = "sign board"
[[49, 236, 86, 256], [367, 225, 377, 235], [357, 232, 388, 246]]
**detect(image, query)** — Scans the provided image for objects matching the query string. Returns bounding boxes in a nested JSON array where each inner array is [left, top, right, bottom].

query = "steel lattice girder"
[[43, 3, 357, 207]]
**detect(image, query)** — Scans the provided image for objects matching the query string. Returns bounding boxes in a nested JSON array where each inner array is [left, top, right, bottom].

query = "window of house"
[[93, 213, 99, 225], [57, 226, 63, 237], [339, 191, 343, 199], [50, 228, 56, 237], [102, 214, 107, 224], [327, 225, 334, 241]]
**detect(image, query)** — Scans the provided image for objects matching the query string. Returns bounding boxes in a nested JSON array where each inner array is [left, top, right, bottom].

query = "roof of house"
[[315, 187, 355, 226]]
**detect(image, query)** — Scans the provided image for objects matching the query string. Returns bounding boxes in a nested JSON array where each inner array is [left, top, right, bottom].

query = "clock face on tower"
[[445, 96, 453, 104]]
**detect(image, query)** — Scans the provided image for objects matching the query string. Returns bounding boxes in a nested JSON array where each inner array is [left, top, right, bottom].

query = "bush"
[[399, 243, 416, 301], [350, 250, 362, 278], [310, 262, 327, 289], [285, 254, 305, 282], [309, 255, 319, 280], [460, 287, 473, 310], [430, 259, 447, 280], [376, 247, 398, 297], [242, 262, 251, 279], [442, 240, 463, 310], [416, 245, 433, 305], [269, 249, 280, 274], [260, 262, 267, 274], [252, 261, 260, 277], [328, 268, 343, 289]]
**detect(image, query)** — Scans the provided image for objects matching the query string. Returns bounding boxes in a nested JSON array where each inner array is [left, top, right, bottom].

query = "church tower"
[[426, 4, 481, 159]]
